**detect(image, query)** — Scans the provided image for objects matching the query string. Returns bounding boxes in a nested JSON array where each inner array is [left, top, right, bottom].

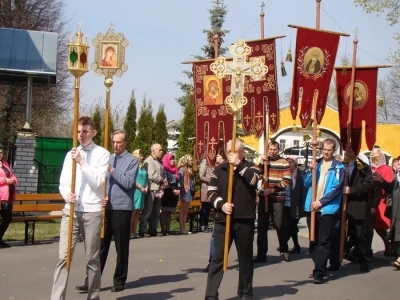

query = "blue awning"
[[0, 28, 58, 85]]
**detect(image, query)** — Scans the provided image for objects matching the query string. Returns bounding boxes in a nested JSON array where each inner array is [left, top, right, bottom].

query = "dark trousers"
[[100, 210, 132, 286], [205, 219, 255, 300], [0, 199, 13, 241], [209, 224, 215, 263], [257, 199, 286, 259], [347, 218, 370, 264], [283, 206, 300, 248], [200, 202, 212, 227], [329, 219, 341, 267], [307, 213, 337, 279]]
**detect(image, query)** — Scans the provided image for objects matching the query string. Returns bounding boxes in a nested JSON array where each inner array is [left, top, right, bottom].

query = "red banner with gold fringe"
[[241, 38, 280, 137], [290, 28, 340, 128], [336, 67, 378, 155], [193, 60, 233, 166]]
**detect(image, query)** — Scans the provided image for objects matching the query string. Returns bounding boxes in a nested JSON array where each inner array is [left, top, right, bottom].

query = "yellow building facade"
[[242, 105, 400, 162]]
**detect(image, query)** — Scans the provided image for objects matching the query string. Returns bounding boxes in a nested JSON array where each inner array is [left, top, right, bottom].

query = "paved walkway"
[[0, 224, 398, 300]]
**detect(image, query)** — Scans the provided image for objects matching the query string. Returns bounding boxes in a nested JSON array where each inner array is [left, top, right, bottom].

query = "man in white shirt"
[[51, 116, 110, 300]]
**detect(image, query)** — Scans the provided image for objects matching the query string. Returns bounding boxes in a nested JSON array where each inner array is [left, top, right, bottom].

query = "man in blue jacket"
[[303, 138, 345, 284]]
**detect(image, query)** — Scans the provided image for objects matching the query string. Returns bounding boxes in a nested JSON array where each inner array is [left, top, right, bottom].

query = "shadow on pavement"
[[116, 287, 195, 300]]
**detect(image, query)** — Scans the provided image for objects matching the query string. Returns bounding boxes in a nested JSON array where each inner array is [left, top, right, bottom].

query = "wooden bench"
[[8, 193, 64, 244], [175, 192, 203, 232]]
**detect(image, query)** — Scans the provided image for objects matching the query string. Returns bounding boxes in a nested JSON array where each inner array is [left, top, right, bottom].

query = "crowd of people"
[[1, 116, 399, 300]]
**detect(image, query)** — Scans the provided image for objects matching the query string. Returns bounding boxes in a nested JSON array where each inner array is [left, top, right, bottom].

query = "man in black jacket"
[[342, 150, 374, 272], [205, 140, 261, 300]]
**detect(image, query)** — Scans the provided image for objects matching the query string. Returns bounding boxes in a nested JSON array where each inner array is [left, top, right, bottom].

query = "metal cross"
[[109, 22, 113, 29], [261, 2, 265, 12], [210, 39, 268, 113]]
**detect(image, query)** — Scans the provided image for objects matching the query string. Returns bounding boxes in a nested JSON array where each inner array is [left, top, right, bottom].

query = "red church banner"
[[336, 67, 378, 155], [290, 28, 340, 128], [241, 38, 280, 137], [193, 60, 233, 166]]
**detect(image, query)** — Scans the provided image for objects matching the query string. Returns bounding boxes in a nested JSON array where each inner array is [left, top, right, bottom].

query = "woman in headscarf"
[[178, 154, 195, 235], [131, 150, 148, 239], [370, 147, 393, 255], [0, 145, 18, 248], [160, 153, 180, 236]]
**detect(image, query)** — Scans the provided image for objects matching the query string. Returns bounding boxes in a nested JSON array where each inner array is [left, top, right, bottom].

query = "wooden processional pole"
[[309, 0, 322, 242], [339, 33, 358, 262]]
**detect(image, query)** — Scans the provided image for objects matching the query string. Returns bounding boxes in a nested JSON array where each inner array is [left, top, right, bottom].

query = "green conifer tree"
[[153, 104, 168, 154], [124, 89, 137, 152], [92, 106, 102, 146], [176, 93, 195, 160], [134, 95, 155, 157]]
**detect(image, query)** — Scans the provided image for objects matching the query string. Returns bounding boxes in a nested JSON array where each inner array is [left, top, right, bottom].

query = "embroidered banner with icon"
[[335, 67, 378, 155], [193, 60, 233, 166], [241, 38, 280, 137], [290, 28, 340, 128]]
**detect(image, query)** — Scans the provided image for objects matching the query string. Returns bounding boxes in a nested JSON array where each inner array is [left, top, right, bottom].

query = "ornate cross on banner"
[[211, 39, 268, 113], [270, 113, 277, 124]]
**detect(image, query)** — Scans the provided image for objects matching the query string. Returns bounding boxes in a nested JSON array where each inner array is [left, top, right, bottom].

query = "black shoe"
[[313, 277, 324, 284], [289, 245, 301, 254], [203, 264, 210, 272], [360, 263, 370, 273], [75, 285, 88, 292], [327, 264, 340, 271], [0, 241, 11, 248], [253, 257, 267, 263], [111, 285, 125, 292], [283, 252, 290, 262], [276, 247, 281, 252]]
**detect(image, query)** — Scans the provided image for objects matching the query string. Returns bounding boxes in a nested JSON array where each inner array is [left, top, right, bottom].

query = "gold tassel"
[[342, 63, 347, 75], [342, 155, 349, 165], [292, 120, 299, 132], [378, 95, 384, 107], [356, 158, 364, 170], [317, 125, 321, 137], [285, 48, 292, 62], [303, 131, 312, 141], [281, 61, 287, 77]]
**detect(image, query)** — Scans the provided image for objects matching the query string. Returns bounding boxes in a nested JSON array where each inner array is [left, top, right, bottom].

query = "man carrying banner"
[[303, 138, 345, 284], [205, 139, 261, 300], [51, 116, 110, 300]]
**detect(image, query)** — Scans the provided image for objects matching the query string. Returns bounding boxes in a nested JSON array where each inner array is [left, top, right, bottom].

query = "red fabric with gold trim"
[[336, 68, 378, 155], [290, 28, 340, 128], [193, 61, 233, 166], [241, 39, 280, 137]]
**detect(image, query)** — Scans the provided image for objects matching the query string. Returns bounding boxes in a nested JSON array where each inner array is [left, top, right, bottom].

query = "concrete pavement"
[[0, 224, 398, 300]]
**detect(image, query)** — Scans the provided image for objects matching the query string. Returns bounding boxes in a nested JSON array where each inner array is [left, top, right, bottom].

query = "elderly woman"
[[370, 147, 393, 256], [0, 146, 18, 248], [199, 158, 214, 232], [178, 154, 195, 235], [375, 156, 400, 269]]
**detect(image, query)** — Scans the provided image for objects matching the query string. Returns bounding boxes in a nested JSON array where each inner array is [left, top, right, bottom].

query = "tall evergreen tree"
[[176, 93, 196, 160], [124, 89, 137, 152], [175, 0, 229, 161], [134, 95, 155, 157], [153, 104, 168, 154], [92, 106, 102, 146]]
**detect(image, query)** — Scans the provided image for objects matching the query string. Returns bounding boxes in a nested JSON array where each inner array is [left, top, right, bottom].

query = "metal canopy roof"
[[0, 28, 58, 86]]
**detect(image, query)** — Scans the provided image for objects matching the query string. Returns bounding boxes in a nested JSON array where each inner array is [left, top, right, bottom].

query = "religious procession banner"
[[242, 38, 280, 137], [290, 28, 340, 128], [193, 60, 233, 166], [335, 67, 378, 155]]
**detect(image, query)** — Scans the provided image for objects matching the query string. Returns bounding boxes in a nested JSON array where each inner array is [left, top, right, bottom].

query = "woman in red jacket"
[[0, 146, 18, 248]]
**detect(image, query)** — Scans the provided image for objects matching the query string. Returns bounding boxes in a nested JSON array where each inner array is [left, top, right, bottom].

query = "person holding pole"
[[205, 139, 261, 300], [303, 138, 345, 284], [51, 116, 110, 300]]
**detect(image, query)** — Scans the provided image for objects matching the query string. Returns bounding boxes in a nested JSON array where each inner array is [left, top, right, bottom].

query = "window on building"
[[279, 139, 286, 150], [293, 140, 300, 148]]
